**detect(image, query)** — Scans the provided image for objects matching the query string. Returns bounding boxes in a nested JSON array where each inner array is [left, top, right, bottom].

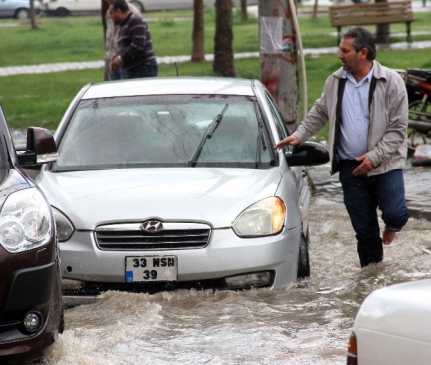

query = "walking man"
[[275, 27, 410, 267], [104, 0, 141, 80], [109, 0, 158, 79]]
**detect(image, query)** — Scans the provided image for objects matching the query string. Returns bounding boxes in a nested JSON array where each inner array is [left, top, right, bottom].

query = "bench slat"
[[331, 15, 414, 27], [329, 1, 415, 44]]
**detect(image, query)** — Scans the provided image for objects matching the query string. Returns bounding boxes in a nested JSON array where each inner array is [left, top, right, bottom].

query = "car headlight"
[[51, 207, 74, 242], [232, 197, 285, 237], [0, 188, 52, 253]]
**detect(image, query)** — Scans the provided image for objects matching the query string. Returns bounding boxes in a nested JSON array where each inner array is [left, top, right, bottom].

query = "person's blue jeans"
[[105, 65, 124, 81], [122, 59, 158, 79], [338, 160, 410, 267]]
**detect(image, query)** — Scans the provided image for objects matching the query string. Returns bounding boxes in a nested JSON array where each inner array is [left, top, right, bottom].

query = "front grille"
[[95, 222, 211, 250]]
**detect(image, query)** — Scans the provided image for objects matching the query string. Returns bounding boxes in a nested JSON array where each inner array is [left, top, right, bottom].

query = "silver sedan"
[[35, 77, 328, 306], [0, 0, 42, 19]]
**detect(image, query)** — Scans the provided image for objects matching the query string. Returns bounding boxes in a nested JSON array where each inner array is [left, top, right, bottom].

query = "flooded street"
[[45, 164, 431, 365]]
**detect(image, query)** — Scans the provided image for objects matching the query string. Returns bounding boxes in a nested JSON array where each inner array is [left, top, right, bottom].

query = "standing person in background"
[[104, 0, 141, 80], [109, 0, 158, 79], [275, 26, 410, 268]]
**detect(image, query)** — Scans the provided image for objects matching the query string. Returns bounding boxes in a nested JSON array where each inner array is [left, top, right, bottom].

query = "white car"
[[347, 278, 431, 365], [44, 0, 257, 16], [0, 0, 42, 19], [34, 77, 329, 306]]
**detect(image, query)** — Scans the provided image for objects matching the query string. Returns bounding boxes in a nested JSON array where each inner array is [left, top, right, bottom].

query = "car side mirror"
[[285, 141, 329, 167], [16, 127, 58, 167]]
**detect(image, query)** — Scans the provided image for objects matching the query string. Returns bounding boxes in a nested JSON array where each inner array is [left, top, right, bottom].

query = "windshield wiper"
[[188, 103, 229, 167], [256, 135, 262, 168]]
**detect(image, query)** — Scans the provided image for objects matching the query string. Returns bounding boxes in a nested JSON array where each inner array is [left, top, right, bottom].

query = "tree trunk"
[[192, 0, 205, 62], [312, 0, 319, 19], [375, 0, 390, 43], [213, 0, 236, 77], [240, 0, 248, 21], [29, 0, 37, 29], [102, 0, 109, 80]]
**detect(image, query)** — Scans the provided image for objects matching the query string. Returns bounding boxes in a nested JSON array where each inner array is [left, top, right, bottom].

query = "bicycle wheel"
[[409, 98, 431, 121]]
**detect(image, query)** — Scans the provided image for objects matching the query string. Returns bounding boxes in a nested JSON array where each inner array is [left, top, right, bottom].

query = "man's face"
[[338, 37, 367, 74], [109, 4, 121, 24]]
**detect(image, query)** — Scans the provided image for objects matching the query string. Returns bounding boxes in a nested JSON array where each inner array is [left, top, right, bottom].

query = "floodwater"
[[44, 165, 431, 365]]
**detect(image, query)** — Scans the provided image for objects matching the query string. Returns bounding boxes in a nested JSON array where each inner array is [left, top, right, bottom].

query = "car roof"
[[81, 77, 257, 99]]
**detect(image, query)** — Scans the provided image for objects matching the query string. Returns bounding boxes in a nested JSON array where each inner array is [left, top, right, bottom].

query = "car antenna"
[[175, 62, 180, 77]]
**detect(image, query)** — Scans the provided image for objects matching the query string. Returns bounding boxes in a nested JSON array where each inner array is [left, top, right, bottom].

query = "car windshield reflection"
[[53, 95, 274, 171]]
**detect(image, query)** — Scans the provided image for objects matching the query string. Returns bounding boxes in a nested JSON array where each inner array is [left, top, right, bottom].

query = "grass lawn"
[[1, 7, 431, 131]]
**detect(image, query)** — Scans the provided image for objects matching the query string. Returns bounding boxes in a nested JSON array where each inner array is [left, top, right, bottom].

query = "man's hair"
[[111, 0, 129, 12], [341, 27, 376, 60]]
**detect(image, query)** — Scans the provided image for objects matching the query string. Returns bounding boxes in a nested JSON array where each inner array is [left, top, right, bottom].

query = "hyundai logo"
[[140, 220, 164, 233]]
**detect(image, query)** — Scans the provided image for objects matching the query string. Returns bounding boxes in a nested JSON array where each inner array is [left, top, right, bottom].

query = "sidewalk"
[[2, 38, 431, 76]]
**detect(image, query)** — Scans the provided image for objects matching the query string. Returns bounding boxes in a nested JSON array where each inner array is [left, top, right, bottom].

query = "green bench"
[[329, 1, 416, 45]]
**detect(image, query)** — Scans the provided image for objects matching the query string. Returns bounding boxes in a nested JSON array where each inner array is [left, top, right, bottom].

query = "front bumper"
[[0, 261, 62, 362], [60, 226, 301, 304]]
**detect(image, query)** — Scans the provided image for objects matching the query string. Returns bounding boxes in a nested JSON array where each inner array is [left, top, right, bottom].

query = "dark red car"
[[0, 106, 63, 364]]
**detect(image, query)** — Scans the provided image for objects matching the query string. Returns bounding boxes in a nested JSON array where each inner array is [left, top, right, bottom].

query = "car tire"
[[130, 0, 144, 12], [54, 7, 70, 16], [59, 305, 65, 334], [15, 8, 30, 19], [297, 229, 310, 278]]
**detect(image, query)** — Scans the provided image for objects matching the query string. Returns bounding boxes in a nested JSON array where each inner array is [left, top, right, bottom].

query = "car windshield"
[[52, 95, 274, 171]]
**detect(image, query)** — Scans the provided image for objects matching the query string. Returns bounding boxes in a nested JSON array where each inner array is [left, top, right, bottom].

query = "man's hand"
[[353, 154, 374, 175], [274, 136, 300, 150], [109, 56, 122, 75]]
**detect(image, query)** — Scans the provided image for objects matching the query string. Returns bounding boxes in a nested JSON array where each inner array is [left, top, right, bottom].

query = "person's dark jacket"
[[117, 13, 156, 71]]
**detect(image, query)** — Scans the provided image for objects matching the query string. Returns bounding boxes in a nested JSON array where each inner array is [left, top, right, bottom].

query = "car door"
[[74, 0, 99, 11], [141, 0, 190, 11], [0, 0, 17, 17]]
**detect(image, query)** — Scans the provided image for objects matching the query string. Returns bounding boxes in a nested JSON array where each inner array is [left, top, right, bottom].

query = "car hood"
[[37, 168, 282, 229], [355, 279, 431, 343]]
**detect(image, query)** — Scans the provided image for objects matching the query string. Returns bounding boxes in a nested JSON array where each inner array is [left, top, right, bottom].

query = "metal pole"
[[258, 0, 300, 130]]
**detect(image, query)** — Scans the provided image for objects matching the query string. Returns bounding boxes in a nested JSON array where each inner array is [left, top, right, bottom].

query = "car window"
[[264, 92, 297, 156], [53, 95, 273, 171], [264, 92, 292, 140]]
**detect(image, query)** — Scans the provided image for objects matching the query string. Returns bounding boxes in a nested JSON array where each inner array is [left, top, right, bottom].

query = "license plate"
[[125, 256, 178, 282]]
